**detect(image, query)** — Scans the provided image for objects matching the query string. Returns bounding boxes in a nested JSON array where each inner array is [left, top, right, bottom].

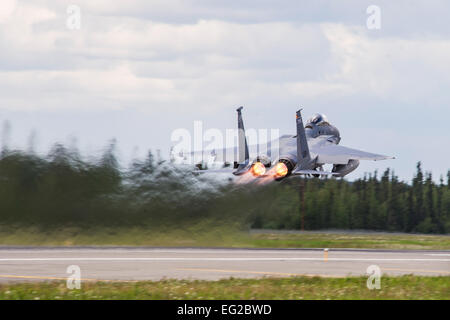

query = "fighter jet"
[[188, 107, 394, 181]]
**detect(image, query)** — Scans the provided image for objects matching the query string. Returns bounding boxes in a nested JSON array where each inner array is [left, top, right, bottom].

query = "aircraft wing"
[[312, 144, 394, 165]]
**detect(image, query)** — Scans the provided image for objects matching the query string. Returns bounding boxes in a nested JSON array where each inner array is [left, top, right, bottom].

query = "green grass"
[[246, 232, 450, 250], [0, 276, 449, 300], [0, 225, 449, 250]]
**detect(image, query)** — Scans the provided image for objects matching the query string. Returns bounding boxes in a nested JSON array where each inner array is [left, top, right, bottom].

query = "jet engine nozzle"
[[251, 162, 266, 177], [274, 162, 288, 178], [273, 158, 295, 180]]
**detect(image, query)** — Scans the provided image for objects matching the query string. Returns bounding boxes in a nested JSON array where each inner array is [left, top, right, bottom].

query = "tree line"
[[0, 144, 448, 234], [253, 163, 450, 234]]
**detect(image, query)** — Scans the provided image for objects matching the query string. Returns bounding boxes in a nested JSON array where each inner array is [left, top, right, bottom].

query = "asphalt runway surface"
[[0, 247, 449, 282]]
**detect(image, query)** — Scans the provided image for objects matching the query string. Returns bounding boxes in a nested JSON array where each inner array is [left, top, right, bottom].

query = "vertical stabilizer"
[[295, 109, 311, 169], [233, 106, 250, 175], [236, 106, 249, 165]]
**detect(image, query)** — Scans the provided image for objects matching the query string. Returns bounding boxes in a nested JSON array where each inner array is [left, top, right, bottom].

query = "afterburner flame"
[[274, 162, 288, 177], [251, 162, 266, 177]]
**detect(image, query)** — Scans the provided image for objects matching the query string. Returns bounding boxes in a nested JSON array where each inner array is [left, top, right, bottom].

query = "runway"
[[0, 247, 449, 282]]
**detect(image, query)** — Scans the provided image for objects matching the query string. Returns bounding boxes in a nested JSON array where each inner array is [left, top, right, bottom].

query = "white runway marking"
[[0, 249, 322, 254], [0, 257, 449, 262], [2, 249, 449, 255], [0, 249, 448, 279]]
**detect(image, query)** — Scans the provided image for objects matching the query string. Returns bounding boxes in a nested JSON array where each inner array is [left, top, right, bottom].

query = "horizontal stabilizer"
[[233, 165, 251, 176]]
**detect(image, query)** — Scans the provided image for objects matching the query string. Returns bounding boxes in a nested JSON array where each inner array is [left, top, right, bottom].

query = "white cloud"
[[322, 24, 450, 106], [1, 2, 449, 114], [0, 0, 17, 22]]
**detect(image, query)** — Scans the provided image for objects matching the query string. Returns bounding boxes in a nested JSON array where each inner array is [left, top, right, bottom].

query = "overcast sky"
[[0, 0, 449, 182]]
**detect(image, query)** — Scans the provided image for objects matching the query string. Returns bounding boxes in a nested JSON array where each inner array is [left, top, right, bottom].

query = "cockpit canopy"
[[306, 113, 329, 126]]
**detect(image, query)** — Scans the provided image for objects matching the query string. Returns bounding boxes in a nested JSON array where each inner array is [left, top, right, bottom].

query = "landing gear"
[[312, 165, 324, 178]]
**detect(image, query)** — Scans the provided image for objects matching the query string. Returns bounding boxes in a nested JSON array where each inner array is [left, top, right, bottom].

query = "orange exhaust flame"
[[274, 162, 288, 177], [255, 173, 276, 185], [251, 162, 266, 177], [235, 171, 257, 184]]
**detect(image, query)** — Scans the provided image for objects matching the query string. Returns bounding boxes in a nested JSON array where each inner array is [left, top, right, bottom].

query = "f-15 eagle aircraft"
[[190, 107, 394, 181]]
